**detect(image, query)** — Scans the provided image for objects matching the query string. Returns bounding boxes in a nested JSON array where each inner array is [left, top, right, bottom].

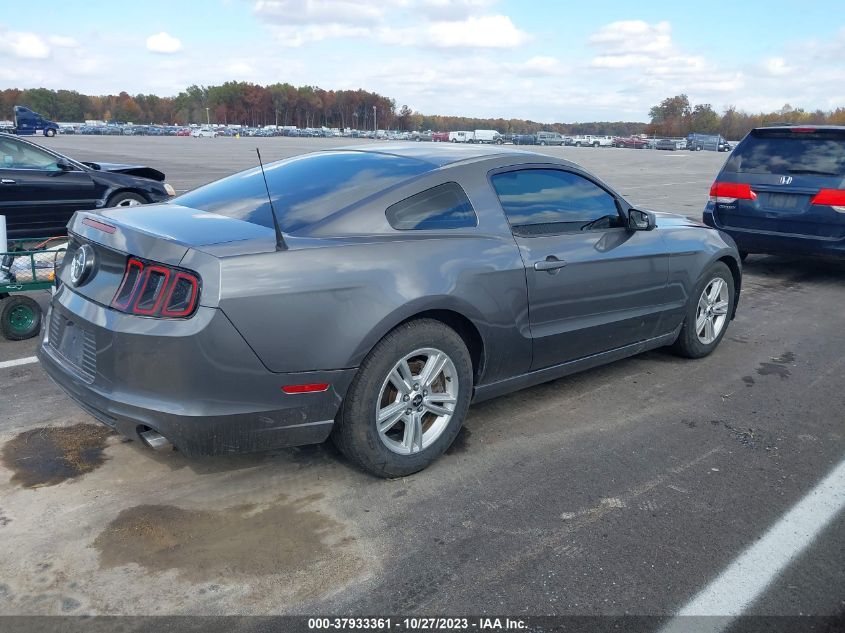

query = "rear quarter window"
[[725, 130, 845, 176], [174, 151, 432, 233], [386, 182, 477, 230]]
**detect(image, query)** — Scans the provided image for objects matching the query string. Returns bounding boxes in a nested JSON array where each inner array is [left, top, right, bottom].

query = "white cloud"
[[590, 20, 673, 56], [588, 19, 745, 101], [0, 30, 51, 58], [47, 35, 79, 48], [255, 0, 527, 49], [764, 57, 792, 76], [253, 0, 386, 25], [146, 32, 182, 54], [413, 0, 497, 21], [426, 15, 528, 48]]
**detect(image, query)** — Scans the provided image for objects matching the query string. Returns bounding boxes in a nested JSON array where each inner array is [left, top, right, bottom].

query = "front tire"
[[671, 262, 734, 359], [107, 191, 147, 207], [332, 319, 473, 478], [45, 128, 56, 137]]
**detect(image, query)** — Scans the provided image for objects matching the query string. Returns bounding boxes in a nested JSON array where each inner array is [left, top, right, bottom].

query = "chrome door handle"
[[534, 256, 567, 272], [0, 179, 16, 184]]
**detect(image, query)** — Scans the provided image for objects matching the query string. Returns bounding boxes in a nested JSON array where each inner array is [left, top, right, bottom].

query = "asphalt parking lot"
[[0, 137, 843, 625]]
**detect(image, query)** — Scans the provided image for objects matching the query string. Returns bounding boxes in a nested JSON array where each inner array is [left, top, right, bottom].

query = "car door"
[[0, 136, 98, 237], [490, 166, 670, 370]]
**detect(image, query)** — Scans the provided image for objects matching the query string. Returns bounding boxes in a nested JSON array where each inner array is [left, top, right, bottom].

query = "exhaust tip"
[[139, 429, 172, 452]]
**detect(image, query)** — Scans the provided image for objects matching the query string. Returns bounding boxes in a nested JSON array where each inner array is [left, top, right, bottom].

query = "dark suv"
[[703, 126, 845, 258]]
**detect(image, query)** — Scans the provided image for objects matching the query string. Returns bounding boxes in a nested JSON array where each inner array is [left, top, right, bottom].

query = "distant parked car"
[[586, 135, 615, 148], [416, 131, 433, 142], [535, 131, 565, 146], [512, 134, 536, 145], [0, 133, 174, 238], [176, 128, 191, 137], [432, 132, 450, 142], [655, 139, 677, 151], [614, 136, 649, 149], [467, 130, 502, 144], [687, 133, 732, 152], [703, 125, 845, 259], [192, 127, 218, 138], [449, 131, 471, 143]]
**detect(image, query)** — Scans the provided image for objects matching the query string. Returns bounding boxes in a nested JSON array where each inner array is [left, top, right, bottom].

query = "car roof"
[[752, 125, 845, 133], [331, 142, 540, 168]]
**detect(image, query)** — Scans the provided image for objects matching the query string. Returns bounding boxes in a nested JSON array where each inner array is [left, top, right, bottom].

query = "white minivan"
[[448, 131, 471, 143]]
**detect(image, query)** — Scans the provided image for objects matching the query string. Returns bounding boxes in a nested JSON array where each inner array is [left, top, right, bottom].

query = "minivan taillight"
[[709, 182, 757, 204], [111, 257, 200, 318], [810, 189, 845, 213]]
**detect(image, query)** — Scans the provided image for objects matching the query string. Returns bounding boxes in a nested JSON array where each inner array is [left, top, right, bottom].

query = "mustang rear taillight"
[[709, 182, 757, 204], [111, 257, 200, 318], [810, 189, 845, 213]]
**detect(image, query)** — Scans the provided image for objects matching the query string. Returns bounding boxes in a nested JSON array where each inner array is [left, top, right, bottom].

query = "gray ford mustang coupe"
[[39, 144, 741, 477]]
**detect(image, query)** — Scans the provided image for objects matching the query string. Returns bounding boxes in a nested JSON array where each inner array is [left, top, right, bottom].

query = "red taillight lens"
[[709, 182, 757, 204], [810, 189, 845, 212], [111, 257, 200, 318]]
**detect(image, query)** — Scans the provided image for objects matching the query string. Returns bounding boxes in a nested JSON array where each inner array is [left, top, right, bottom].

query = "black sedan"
[[0, 133, 174, 238], [655, 138, 678, 151]]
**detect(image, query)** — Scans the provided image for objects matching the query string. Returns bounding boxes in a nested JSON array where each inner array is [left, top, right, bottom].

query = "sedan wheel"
[[376, 348, 458, 455], [108, 192, 148, 208], [332, 318, 472, 477], [671, 261, 734, 359], [694, 277, 730, 345]]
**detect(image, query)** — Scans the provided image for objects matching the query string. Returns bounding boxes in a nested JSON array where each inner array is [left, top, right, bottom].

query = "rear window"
[[174, 151, 431, 233], [386, 182, 477, 230], [725, 129, 845, 176]]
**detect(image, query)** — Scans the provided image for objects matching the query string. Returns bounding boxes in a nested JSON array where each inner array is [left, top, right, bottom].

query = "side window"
[[0, 138, 59, 170], [491, 169, 622, 235], [386, 182, 477, 230]]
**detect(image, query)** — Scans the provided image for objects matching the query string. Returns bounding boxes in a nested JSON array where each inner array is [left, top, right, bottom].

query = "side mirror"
[[628, 208, 656, 231], [56, 159, 73, 171]]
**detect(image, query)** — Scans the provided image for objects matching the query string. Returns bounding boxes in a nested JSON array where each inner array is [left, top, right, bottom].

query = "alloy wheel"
[[695, 277, 730, 344], [376, 347, 458, 455]]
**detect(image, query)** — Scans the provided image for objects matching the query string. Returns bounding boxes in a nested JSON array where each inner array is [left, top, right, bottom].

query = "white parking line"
[[659, 457, 845, 633], [0, 356, 38, 370]]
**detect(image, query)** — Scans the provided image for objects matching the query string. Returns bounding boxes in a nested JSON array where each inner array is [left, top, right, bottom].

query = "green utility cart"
[[0, 238, 67, 341]]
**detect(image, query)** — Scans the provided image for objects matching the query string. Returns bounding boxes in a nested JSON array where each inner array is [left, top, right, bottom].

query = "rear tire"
[[671, 262, 734, 359], [0, 295, 42, 341], [332, 319, 473, 478]]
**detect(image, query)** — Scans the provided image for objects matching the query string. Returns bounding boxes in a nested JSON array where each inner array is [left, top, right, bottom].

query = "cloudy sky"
[[1, 0, 843, 122]]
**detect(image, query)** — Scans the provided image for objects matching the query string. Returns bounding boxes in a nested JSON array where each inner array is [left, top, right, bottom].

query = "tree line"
[[0, 83, 647, 134], [647, 94, 845, 139], [2, 84, 843, 139]]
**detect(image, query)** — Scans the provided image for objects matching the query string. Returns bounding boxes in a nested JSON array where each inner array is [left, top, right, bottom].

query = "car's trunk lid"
[[62, 204, 276, 308]]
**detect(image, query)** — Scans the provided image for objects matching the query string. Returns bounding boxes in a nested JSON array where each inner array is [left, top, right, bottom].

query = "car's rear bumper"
[[703, 205, 845, 257], [38, 285, 356, 456]]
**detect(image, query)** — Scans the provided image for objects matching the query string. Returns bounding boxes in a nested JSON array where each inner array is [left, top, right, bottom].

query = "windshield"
[[174, 151, 432, 233], [724, 129, 845, 176]]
